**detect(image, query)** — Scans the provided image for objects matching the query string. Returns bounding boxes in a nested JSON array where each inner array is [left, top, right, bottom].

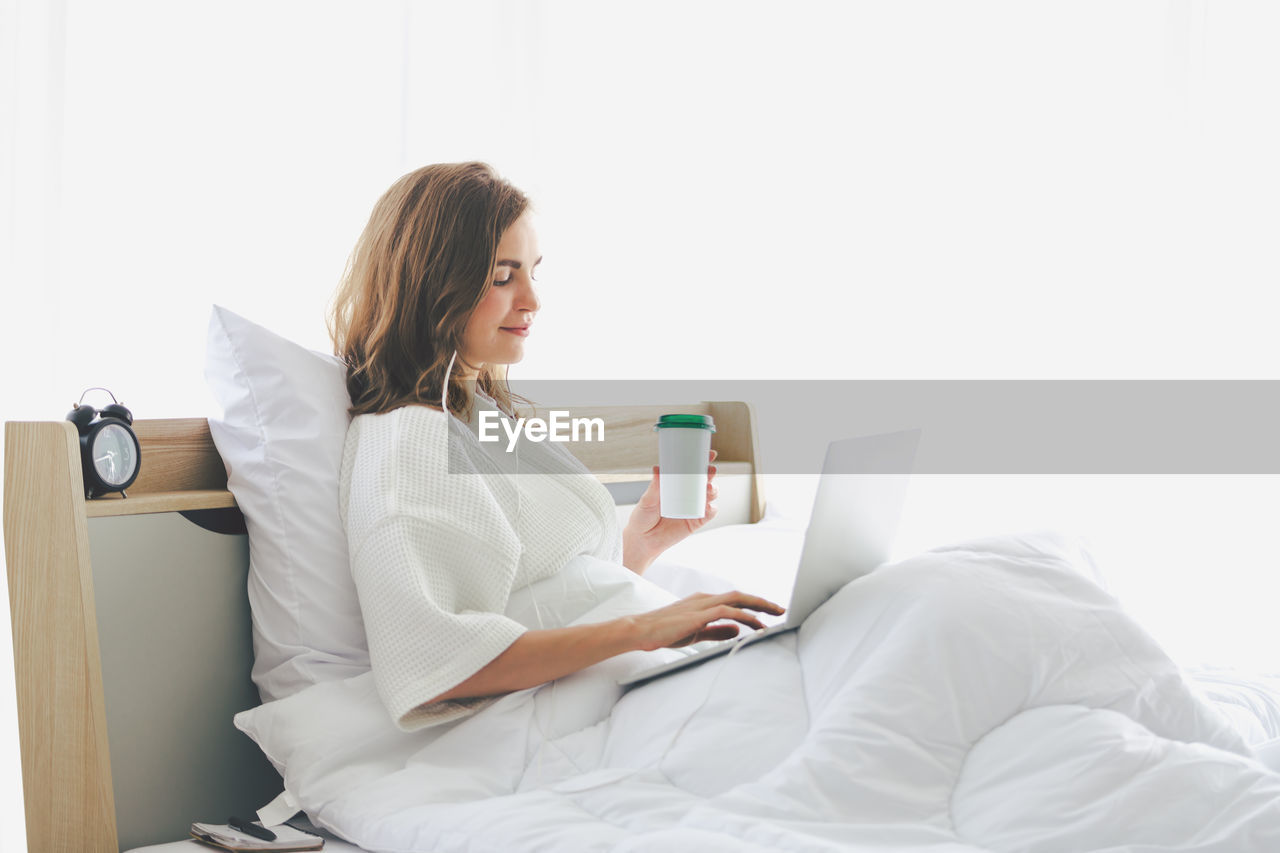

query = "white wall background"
[[3, 1, 1278, 849]]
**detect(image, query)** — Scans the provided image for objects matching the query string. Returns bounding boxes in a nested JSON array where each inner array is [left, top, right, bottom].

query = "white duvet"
[[237, 531, 1280, 852]]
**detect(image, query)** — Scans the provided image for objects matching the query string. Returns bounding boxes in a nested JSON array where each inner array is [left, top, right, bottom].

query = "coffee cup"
[[653, 414, 716, 519]]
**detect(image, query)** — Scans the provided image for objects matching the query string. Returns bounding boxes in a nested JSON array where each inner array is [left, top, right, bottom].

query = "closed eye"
[[495, 256, 542, 286], [493, 273, 539, 286]]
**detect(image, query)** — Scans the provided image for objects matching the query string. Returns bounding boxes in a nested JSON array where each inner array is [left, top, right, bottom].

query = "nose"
[[518, 275, 540, 314]]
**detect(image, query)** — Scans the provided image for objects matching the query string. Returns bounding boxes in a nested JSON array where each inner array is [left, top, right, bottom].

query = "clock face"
[[92, 422, 138, 487]]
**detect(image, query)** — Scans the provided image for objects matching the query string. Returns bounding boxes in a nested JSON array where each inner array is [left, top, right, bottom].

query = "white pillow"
[[205, 305, 368, 702]]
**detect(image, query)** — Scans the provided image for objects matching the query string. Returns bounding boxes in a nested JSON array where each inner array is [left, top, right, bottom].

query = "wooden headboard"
[[3, 402, 764, 852]]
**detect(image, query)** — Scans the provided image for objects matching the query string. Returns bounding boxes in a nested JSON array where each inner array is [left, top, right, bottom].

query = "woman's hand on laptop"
[[622, 591, 786, 651]]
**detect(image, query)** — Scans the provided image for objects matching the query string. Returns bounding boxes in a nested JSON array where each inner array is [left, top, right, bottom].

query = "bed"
[[6, 307, 1280, 852]]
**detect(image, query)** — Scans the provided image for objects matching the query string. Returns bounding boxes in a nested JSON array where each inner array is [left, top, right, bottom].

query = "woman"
[[310, 163, 1279, 852], [328, 161, 784, 731]]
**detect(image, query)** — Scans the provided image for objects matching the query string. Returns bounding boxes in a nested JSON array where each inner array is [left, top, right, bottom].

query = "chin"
[[489, 352, 524, 367]]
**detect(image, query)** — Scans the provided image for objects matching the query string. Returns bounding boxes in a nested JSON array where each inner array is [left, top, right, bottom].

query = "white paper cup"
[[654, 414, 716, 519]]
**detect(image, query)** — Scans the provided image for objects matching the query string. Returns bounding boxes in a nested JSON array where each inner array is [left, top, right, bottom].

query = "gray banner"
[[463, 380, 1280, 474]]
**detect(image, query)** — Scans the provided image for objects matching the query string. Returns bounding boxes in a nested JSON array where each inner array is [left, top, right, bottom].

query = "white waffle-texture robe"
[[338, 390, 623, 731]]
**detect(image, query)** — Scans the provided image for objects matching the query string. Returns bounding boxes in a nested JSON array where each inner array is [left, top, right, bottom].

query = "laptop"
[[618, 428, 921, 688]]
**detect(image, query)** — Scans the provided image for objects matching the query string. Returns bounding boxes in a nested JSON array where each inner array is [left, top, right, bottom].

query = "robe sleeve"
[[342, 407, 529, 731]]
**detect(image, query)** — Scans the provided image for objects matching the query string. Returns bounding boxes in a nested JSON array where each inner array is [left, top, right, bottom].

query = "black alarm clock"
[[66, 387, 141, 499]]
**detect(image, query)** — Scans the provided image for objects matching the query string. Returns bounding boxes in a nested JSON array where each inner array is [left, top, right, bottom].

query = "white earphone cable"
[[441, 350, 456, 412]]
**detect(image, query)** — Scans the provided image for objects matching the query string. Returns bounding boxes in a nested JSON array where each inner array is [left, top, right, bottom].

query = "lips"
[[501, 326, 530, 337]]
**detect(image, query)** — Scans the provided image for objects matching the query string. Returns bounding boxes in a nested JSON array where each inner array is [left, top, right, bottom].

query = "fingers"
[[712, 589, 786, 616], [692, 623, 740, 644], [679, 603, 767, 634], [675, 590, 784, 616], [672, 622, 740, 648], [710, 604, 767, 632], [647, 592, 784, 650]]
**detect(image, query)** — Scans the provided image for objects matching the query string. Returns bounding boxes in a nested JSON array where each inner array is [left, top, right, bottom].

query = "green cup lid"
[[654, 414, 716, 432]]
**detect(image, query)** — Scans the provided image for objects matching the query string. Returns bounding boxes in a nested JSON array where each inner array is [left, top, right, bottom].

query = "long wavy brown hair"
[[328, 162, 534, 420]]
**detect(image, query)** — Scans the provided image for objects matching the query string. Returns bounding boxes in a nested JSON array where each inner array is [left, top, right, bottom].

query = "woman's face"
[[459, 211, 541, 378]]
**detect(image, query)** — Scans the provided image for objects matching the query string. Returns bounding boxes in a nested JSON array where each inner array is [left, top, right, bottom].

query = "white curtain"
[[3, 2, 1278, 848]]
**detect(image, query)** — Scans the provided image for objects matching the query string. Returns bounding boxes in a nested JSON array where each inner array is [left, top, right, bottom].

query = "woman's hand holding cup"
[[621, 448, 718, 574]]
